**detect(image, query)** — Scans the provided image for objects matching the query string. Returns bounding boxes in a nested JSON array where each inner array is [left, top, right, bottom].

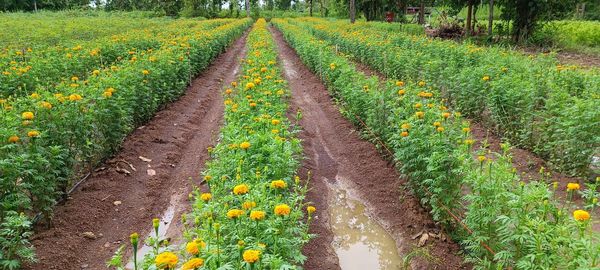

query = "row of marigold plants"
[[0, 19, 236, 98], [273, 18, 600, 269], [286, 17, 600, 178], [111, 19, 313, 270], [0, 18, 253, 269]]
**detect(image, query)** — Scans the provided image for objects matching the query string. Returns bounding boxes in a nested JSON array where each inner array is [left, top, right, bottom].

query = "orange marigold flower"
[[186, 241, 200, 255], [227, 209, 244, 219], [573, 209, 590, 221], [155, 252, 178, 269], [274, 204, 291, 216], [200, 193, 212, 202], [270, 180, 287, 189], [182, 258, 204, 270], [401, 131, 409, 137], [22, 111, 34, 120], [397, 89, 405, 95], [567, 183, 581, 191], [240, 141, 251, 150], [250, 210, 266, 221], [243, 249, 260, 263], [245, 82, 255, 90], [233, 184, 249, 195], [8, 136, 19, 143]]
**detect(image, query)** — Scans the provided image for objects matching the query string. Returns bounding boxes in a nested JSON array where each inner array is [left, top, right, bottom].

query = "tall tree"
[[349, 0, 355, 23]]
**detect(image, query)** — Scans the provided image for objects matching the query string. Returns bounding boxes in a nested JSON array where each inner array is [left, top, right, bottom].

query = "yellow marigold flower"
[[231, 81, 238, 87], [40, 101, 52, 109], [227, 209, 244, 219], [477, 155, 486, 162], [464, 139, 474, 145], [200, 193, 212, 202], [225, 88, 233, 94], [224, 99, 233, 105], [30, 93, 40, 99], [414, 103, 422, 109], [240, 141, 251, 150], [21, 111, 34, 120], [401, 131, 409, 137], [243, 249, 260, 263], [307, 206, 316, 215], [415, 111, 424, 119], [433, 121, 441, 127], [397, 89, 405, 95], [260, 67, 268, 72], [70, 83, 79, 88], [573, 209, 590, 221], [69, 94, 82, 101], [106, 87, 116, 94], [155, 251, 178, 269], [27, 130, 40, 138], [463, 127, 471, 133], [8, 136, 19, 143], [186, 241, 200, 255], [276, 89, 284, 95], [271, 119, 280, 125], [482, 75, 490, 81], [92, 70, 100, 76], [233, 184, 249, 195], [71, 76, 79, 82], [274, 204, 291, 216], [245, 82, 255, 90], [437, 126, 444, 132], [501, 67, 508, 72], [396, 81, 404, 87], [102, 91, 112, 98], [142, 70, 150, 75], [182, 258, 204, 270], [242, 201, 256, 210], [401, 123, 410, 130], [418, 81, 426, 87], [270, 180, 287, 189], [250, 210, 266, 221], [204, 175, 212, 181], [329, 63, 336, 70], [567, 183, 581, 191]]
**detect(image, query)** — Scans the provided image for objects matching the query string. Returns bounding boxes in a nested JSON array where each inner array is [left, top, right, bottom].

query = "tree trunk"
[[245, 0, 249, 17], [418, 0, 425, 24], [320, 0, 324, 17], [349, 0, 355, 23], [309, 0, 313, 16], [465, 0, 473, 36], [488, 0, 494, 36]]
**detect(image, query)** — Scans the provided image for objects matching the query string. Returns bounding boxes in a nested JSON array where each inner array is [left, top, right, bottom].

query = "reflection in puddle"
[[126, 205, 175, 270], [327, 178, 403, 270]]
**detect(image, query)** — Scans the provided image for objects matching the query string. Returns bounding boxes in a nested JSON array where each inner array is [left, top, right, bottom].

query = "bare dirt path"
[[25, 32, 248, 270], [271, 27, 467, 270]]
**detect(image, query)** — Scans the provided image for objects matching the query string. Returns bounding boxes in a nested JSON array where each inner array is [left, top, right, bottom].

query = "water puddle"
[[125, 204, 176, 269], [327, 177, 403, 270]]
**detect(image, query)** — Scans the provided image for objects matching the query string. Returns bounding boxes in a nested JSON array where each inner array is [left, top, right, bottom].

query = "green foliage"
[[0, 17, 252, 267], [273, 17, 600, 269], [291, 17, 600, 177]]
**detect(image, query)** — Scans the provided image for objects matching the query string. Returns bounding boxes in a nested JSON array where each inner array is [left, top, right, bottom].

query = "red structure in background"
[[385, 12, 395, 22]]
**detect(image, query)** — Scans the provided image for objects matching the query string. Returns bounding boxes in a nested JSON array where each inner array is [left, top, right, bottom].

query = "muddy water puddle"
[[125, 200, 179, 269], [327, 176, 403, 270]]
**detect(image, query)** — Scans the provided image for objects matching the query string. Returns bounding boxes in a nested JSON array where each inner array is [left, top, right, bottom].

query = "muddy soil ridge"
[[270, 26, 467, 270], [25, 32, 249, 270]]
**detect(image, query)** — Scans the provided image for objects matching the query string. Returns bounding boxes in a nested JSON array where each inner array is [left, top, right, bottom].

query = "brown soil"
[[24, 33, 248, 270], [520, 47, 600, 68], [271, 27, 468, 270]]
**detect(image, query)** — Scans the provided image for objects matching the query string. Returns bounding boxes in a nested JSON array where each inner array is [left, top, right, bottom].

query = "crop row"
[[0, 19, 235, 98], [286, 17, 600, 177], [272, 18, 600, 269], [119, 19, 312, 270], [0, 18, 252, 268]]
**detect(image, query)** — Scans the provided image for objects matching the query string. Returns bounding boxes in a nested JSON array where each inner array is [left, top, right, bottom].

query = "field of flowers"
[[116, 18, 313, 270], [0, 16, 252, 268], [272, 18, 600, 269], [285, 17, 600, 177]]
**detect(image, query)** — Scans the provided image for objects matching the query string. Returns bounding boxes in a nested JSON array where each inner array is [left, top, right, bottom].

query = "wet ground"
[[25, 32, 248, 270]]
